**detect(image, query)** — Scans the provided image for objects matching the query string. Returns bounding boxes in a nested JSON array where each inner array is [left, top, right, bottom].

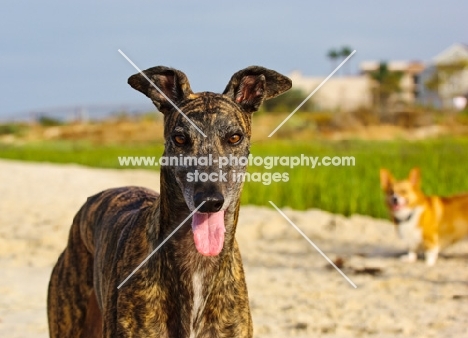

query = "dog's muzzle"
[[191, 185, 226, 256]]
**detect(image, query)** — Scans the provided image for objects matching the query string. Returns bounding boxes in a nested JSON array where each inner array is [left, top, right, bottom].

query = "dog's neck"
[[393, 210, 415, 225], [158, 167, 193, 231]]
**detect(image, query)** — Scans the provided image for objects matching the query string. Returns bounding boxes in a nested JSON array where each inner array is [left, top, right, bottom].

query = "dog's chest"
[[189, 271, 205, 338], [397, 207, 424, 249]]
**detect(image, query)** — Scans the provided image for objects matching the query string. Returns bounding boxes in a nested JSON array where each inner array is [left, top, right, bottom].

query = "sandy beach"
[[1, 159, 467, 338]]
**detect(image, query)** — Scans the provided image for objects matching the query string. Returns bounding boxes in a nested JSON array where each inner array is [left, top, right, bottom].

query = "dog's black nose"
[[194, 191, 224, 213], [392, 195, 398, 205]]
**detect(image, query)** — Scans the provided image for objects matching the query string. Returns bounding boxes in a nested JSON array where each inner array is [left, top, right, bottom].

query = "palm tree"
[[370, 62, 403, 118], [339, 46, 353, 76], [327, 49, 340, 72]]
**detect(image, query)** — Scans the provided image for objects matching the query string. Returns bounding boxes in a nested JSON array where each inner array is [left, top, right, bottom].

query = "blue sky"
[[1, 1, 467, 118]]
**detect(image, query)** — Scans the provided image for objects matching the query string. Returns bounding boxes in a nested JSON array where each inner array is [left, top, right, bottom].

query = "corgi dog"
[[380, 167, 468, 266]]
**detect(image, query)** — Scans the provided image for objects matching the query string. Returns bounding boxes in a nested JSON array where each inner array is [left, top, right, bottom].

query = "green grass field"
[[2, 138, 468, 218]]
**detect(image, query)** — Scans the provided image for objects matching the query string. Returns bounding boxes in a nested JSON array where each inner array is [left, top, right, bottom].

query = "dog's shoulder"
[[77, 186, 160, 254], [87, 186, 159, 208], [81, 186, 158, 221]]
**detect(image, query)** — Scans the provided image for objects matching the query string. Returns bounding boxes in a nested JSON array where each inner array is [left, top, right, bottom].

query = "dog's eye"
[[173, 135, 186, 146], [227, 133, 243, 145]]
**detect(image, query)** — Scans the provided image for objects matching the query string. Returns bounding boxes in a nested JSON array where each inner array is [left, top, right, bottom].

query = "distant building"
[[288, 71, 372, 112], [290, 45, 468, 112], [360, 60, 424, 107], [289, 61, 424, 112], [418, 43, 468, 109]]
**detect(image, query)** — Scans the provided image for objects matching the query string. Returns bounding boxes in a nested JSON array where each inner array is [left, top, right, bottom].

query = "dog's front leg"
[[100, 241, 171, 338], [424, 246, 439, 266], [423, 233, 439, 266], [102, 282, 171, 338], [399, 251, 417, 262]]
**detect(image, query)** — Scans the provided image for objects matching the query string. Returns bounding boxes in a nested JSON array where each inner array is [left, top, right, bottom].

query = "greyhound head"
[[129, 66, 291, 256]]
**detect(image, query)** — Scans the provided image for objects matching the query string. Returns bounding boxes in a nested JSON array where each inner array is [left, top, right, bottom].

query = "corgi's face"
[[380, 168, 423, 217]]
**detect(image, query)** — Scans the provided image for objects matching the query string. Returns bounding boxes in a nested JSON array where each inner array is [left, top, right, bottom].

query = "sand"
[[1, 159, 467, 337]]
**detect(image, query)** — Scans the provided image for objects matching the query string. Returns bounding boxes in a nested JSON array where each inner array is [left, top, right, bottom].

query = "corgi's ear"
[[380, 168, 394, 191], [408, 167, 421, 188]]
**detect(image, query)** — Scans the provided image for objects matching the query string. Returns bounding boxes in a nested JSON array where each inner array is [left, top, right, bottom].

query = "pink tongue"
[[192, 211, 225, 256]]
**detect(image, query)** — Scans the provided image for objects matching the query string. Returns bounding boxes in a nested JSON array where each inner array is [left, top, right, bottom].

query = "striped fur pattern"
[[47, 66, 291, 337]]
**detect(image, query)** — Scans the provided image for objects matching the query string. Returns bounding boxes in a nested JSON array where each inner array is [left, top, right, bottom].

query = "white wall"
[[289, 71, 373, 112]]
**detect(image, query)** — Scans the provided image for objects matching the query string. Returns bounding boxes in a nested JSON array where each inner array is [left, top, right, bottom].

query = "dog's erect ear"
[[223, 66, 292, 113], [128, 66, 193, 114], [408, 167, 421, 188], [380, 168, 394, 191]]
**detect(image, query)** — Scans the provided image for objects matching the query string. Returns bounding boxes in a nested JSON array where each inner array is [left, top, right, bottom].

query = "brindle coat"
[[47, 66, 291, 337]]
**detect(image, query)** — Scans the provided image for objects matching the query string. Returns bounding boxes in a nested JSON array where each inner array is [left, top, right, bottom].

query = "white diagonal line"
[[117, 201, 206, 289], [269, 201, 357, 288], [118, 49, 207, 137], [268, 50, 357, 137]]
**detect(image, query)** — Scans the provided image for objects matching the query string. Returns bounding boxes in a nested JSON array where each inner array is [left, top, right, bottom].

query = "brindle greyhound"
[[47, 65, 291, 337]]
